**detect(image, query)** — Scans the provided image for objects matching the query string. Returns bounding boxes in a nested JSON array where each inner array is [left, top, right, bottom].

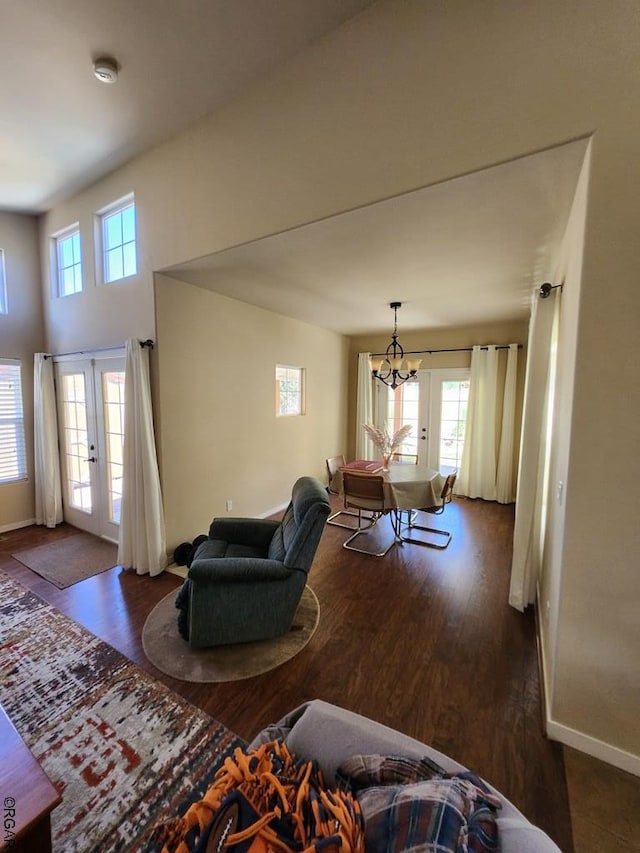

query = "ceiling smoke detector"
[[93, 57, 119, 84]]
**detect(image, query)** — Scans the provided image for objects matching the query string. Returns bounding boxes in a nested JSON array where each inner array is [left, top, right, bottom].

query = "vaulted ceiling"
[[3, 1, 587, 335], [1, 0, 376, 214]]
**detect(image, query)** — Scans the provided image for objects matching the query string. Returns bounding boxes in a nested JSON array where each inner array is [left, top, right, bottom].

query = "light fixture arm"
[[370, 302, 422, 390]]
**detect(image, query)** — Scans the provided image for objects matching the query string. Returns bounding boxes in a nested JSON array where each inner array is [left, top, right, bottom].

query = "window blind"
[[0, 360, 27, 483]]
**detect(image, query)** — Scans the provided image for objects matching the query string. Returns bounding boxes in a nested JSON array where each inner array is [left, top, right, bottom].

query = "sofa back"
[[268, 476, 330, 571]]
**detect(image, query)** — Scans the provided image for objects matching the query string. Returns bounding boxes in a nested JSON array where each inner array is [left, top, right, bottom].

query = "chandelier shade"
[[369, 302, 422, 390]]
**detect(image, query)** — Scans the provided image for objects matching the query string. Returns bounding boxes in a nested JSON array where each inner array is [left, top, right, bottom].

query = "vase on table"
[[382, 455, 391, 471]]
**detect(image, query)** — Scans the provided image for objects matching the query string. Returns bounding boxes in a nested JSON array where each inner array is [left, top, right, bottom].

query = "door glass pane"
[[438, 379, 470, 470], [61, 373, 92, 512], [384, 380, 419, 462], [102, 371, 125, 524]]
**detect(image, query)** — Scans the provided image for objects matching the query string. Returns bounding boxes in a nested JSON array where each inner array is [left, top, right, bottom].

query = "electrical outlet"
[[226, 499, 233, 512]]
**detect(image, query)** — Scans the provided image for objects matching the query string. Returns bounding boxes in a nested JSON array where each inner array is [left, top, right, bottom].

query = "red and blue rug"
[[0, 572, 244, 851]]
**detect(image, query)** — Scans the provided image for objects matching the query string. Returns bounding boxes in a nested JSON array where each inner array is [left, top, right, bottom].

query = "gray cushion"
[[195, 536, 270, 561], [249, 700, 562, 853], [268, 503, 293, 561]]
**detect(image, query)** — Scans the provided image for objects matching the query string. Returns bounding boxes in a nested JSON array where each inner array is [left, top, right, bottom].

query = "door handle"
[[86, 456, 97, 463], [420, 435, 426, 440]]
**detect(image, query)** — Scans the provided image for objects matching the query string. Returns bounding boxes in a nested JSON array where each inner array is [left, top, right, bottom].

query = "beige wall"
[[538, 149, 590, 715], [39, 164, 155, 355], [154, 274, 349, 550], [34, 0, 640, 768], [0, 212, 43, 530]]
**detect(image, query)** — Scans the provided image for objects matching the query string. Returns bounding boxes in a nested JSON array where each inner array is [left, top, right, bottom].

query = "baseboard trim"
[[547, 718, 640, 778], [535, 587, 640, 777], [0, 518, 36, 534], [259, 501, 289, 520], [166, 563, 187, 579]]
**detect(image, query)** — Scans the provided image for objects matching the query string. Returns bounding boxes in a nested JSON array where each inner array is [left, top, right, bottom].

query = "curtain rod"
[[43, 339, 154, 360], [369, 343, 522, 358]]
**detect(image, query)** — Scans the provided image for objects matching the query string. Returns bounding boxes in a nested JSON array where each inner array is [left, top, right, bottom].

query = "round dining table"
[[333, 461, 445, 511]]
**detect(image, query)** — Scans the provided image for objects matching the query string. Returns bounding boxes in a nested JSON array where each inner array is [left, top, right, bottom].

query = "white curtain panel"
[[356, 352, 374, 459], [509, 293, 557, 611], [117, 340, 167, 576], [458, 345, 498, 500], [496, 343, 519, 503], [33, 354, 63, 528]]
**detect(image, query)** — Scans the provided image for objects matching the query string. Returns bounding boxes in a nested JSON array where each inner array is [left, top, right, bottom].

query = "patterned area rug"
[[0, 572, 244, 852]]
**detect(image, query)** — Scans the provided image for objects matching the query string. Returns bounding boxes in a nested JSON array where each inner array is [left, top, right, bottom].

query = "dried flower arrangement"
[[362, 423, 412, 467]]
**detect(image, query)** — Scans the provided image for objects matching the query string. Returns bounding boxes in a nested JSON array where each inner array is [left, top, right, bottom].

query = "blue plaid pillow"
[[338, 755, 501, 853], [356, 772, 500, 852]]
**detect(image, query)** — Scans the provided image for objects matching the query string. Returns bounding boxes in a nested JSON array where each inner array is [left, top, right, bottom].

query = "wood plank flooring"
[[0, 497, 573, 851]]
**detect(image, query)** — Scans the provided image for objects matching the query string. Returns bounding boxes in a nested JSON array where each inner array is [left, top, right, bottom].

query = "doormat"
[[0, 571, 244, 852], [12, 532, 118, 588]]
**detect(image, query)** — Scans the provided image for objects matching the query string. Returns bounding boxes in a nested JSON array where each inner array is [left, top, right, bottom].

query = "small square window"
[[99, 195, 137, 283], [276, 365, 305, 417], [53, 227, 83, 297], [0, 249, 6, 314]]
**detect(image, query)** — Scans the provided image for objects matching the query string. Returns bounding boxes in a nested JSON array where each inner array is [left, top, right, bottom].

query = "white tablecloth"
[[334, 462, 445, 510]]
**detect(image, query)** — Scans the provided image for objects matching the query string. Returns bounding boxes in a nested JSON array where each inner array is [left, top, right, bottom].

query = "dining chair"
[[392, 452, 418, 464], [341, 471, 398, 557], [400, 470, 457, 549], [325, 455, 367, 530]]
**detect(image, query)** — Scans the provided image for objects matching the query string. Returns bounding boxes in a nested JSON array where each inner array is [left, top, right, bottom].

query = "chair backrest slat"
[[440, 471, 458, 502], [342, 472, 385, 505]]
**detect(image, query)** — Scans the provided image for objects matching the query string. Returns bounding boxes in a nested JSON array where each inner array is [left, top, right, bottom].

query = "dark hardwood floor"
[[0, 497, 573, 851]]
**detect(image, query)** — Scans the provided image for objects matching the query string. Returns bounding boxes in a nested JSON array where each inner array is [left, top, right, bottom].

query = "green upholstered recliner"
[[175, 476, 330, 648]]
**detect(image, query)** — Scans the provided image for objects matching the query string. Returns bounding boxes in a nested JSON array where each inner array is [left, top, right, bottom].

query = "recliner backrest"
[[268, 476, 330, 570]]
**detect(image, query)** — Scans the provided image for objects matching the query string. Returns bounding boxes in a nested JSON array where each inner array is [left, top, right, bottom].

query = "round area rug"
[[142, 586, 319, 682]]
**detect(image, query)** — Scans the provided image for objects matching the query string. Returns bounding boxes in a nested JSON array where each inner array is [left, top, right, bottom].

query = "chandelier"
[[369, 302, 422, 389]]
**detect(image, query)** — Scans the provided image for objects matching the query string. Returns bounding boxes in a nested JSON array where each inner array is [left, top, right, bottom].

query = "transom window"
[[0, 359, 27, 484], [54, 226, 82, 297], [275, 365, 305, 417], [99, 195, 137, 283], [0, 249, 6, 314]]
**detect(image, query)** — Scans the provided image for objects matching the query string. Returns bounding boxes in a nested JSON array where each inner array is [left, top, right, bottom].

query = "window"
[[54, 226, 83, 296], [0, 360, 27, 483], [383, 380, 419, 460], [374, 367, 469, 471], [102, 370, 125, 524], [99, 195, 137, 283], [438, 377, 470, 471], [275, 365, 305, 416], [0, 249, 6, 314]]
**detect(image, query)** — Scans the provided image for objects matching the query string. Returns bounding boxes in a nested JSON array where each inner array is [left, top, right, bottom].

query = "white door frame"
[[374, 367, 470, 471], [54, 351, 125, 541]]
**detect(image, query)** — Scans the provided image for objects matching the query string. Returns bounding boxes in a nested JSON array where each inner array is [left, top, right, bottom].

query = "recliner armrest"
[[189, 557, 294, 583], [208, 518, 280, 549]]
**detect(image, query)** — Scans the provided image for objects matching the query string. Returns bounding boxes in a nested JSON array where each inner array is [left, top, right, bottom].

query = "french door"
[[374, 368, 470, 472], [55, 356, 125, 542]]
